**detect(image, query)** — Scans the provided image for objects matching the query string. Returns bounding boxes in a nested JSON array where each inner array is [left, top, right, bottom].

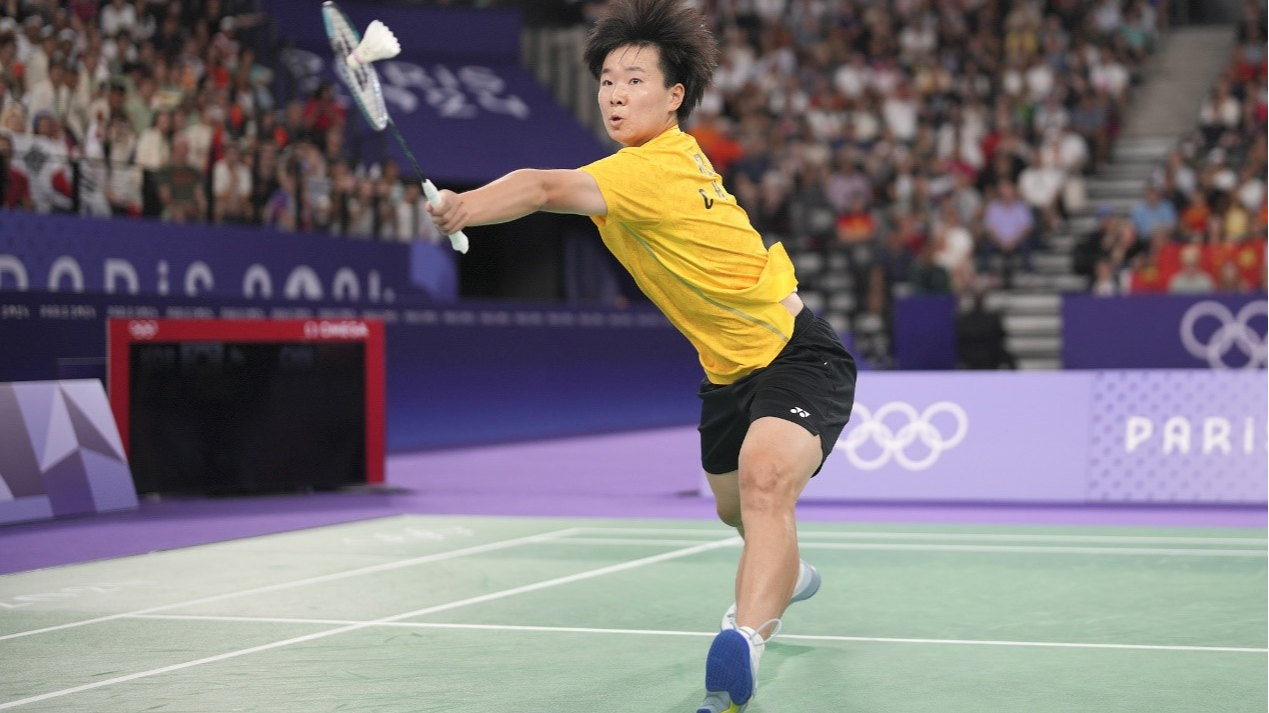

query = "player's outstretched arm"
[[428, 169, 607, 235]]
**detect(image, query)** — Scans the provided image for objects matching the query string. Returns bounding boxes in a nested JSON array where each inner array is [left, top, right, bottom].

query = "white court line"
[[548, 537, 1267, 558], [0, 537, 737, 711], [129, 614, 1269, 655], [0, 527, 583, 643], [575, 527, 1269, 546]]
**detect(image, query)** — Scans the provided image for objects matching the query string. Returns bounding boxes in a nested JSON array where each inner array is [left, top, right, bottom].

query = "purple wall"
[[1063, 294, 1267, 370]]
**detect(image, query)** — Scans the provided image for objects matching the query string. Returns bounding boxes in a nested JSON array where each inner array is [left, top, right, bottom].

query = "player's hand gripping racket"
[[321, 1, 469, 253]]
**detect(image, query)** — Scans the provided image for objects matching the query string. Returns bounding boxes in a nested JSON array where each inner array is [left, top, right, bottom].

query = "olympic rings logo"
[[837, 401, 969, 471], [128, 320, 159, 340], [1179, 301, 1267, 370]]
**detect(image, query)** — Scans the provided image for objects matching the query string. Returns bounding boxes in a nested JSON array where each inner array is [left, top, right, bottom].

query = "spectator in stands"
[[931, 199, 977, 294], [909, 239, 953, 294], [181, 106, 215, 173], [23, 24, 52, 92], [395, 181, 442, 244], [135, 109, 172, 217], [1070, 88, 1110, 167], [982, 180, 1034, 288], [1214, 259, 1252, 293], [26, 59, 71, 125], [1198, 79, 1241, 145], [1167, 244, 1214, 294], [212, 140, 252, 224], [0, 101, 26, 136], [872, 217, 915, 290], [264, 167, 302, 232], [1178, 191, 1211, 241], [344, 179, 376, 239], [157, 136, 205, 223], [1130, 184, 1177, 238], [100, 0, 139, 39], [300, 81, 344, 153], [1018, 144, 1066, 233]]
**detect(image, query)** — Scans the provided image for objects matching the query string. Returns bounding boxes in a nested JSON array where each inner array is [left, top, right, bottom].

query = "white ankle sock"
[[736, 625, 766, 675]]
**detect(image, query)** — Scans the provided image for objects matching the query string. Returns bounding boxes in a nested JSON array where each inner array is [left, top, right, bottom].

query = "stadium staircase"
[[987, 24, 1237, 370]]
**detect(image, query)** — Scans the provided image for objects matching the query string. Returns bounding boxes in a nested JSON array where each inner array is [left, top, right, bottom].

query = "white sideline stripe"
[[0, 527, 583, 643], [575, 527, 1269, 546], [547, 537, 1266, 558], [129, 613, 1269, 655], [0, 537, 737, 711]]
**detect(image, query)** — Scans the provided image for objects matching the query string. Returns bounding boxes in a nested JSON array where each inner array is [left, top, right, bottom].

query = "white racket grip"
[[422, 179, 469, 254]]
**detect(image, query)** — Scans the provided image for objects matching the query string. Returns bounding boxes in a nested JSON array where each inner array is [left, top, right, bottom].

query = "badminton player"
[[427, 0, 856, 709]]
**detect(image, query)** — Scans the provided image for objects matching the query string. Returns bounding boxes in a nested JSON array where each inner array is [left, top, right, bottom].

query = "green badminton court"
[[1, 514, 1265, 712]]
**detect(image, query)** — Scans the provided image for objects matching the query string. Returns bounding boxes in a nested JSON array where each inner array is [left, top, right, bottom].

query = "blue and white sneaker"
[[696, 620, 781, 713], [721, 559, 821, 631]]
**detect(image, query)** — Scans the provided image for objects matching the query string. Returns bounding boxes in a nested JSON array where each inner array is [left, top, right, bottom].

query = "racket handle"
[[422, 179, 469, 254]]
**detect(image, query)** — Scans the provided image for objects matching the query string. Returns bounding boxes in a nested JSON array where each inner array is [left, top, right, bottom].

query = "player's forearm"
[[460, 169, 550, 226]]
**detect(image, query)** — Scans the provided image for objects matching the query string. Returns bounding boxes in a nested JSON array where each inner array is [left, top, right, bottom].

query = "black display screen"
[[128, 341, 366, 494]]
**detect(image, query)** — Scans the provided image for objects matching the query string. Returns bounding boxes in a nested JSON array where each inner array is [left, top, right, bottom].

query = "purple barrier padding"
[[892, 294, 957, 370], [0, 211, 452, 301], [1062, 294, 1267, 370], [806, 372, 1092, 502], [0, 292, 701, 452], [1087, 370, 1267, 503], [0, 379, 137, 525], [795, 370, 1268, 504], [263, 0, 609, 186]]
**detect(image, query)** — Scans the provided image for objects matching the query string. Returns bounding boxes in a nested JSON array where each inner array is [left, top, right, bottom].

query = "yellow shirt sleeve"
[[579, 149, 666, 228]]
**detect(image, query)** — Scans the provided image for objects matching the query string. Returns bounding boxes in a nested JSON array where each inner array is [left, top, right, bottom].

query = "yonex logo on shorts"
[[1179, 300, 1267, 370], [837, 401, 969, 471], [790, 407, 809, 418]]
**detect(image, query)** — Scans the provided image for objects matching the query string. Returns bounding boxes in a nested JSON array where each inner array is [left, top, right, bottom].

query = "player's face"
[[598, 44, 684, 148]]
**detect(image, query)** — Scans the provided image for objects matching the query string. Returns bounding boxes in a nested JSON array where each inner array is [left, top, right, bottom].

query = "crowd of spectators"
[[0, 0, 443, 242], [1075, 0, 1267, 296], [681, 1, 1161, 309], [660, 0, 1164, 366]]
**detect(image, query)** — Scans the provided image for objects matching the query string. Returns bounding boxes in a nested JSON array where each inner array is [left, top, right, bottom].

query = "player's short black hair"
[[583, 0, 718, 124]]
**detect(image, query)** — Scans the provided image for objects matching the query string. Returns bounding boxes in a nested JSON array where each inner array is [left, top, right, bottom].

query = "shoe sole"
[[695, 698, 743, 713], [702, 630, 754, 711]]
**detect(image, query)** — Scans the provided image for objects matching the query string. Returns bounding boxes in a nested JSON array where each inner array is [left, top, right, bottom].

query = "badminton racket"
[[321, 1, 469, 253]]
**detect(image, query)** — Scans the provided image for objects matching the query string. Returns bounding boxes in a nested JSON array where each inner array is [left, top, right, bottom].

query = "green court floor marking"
[[127, 613, 1269, 654]]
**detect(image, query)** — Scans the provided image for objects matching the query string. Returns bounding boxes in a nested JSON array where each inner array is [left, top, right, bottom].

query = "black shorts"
[[698, 307, 857, 476]]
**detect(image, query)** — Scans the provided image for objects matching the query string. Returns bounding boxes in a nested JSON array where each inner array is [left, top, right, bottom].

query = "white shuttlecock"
[[346, 20, 400, 67]]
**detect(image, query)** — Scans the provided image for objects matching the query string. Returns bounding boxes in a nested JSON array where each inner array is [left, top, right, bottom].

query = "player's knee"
[[738, 460, 796, 515]]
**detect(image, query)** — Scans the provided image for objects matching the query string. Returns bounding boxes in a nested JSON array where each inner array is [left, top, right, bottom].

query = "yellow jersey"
[[579, 127, 798, 385]]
